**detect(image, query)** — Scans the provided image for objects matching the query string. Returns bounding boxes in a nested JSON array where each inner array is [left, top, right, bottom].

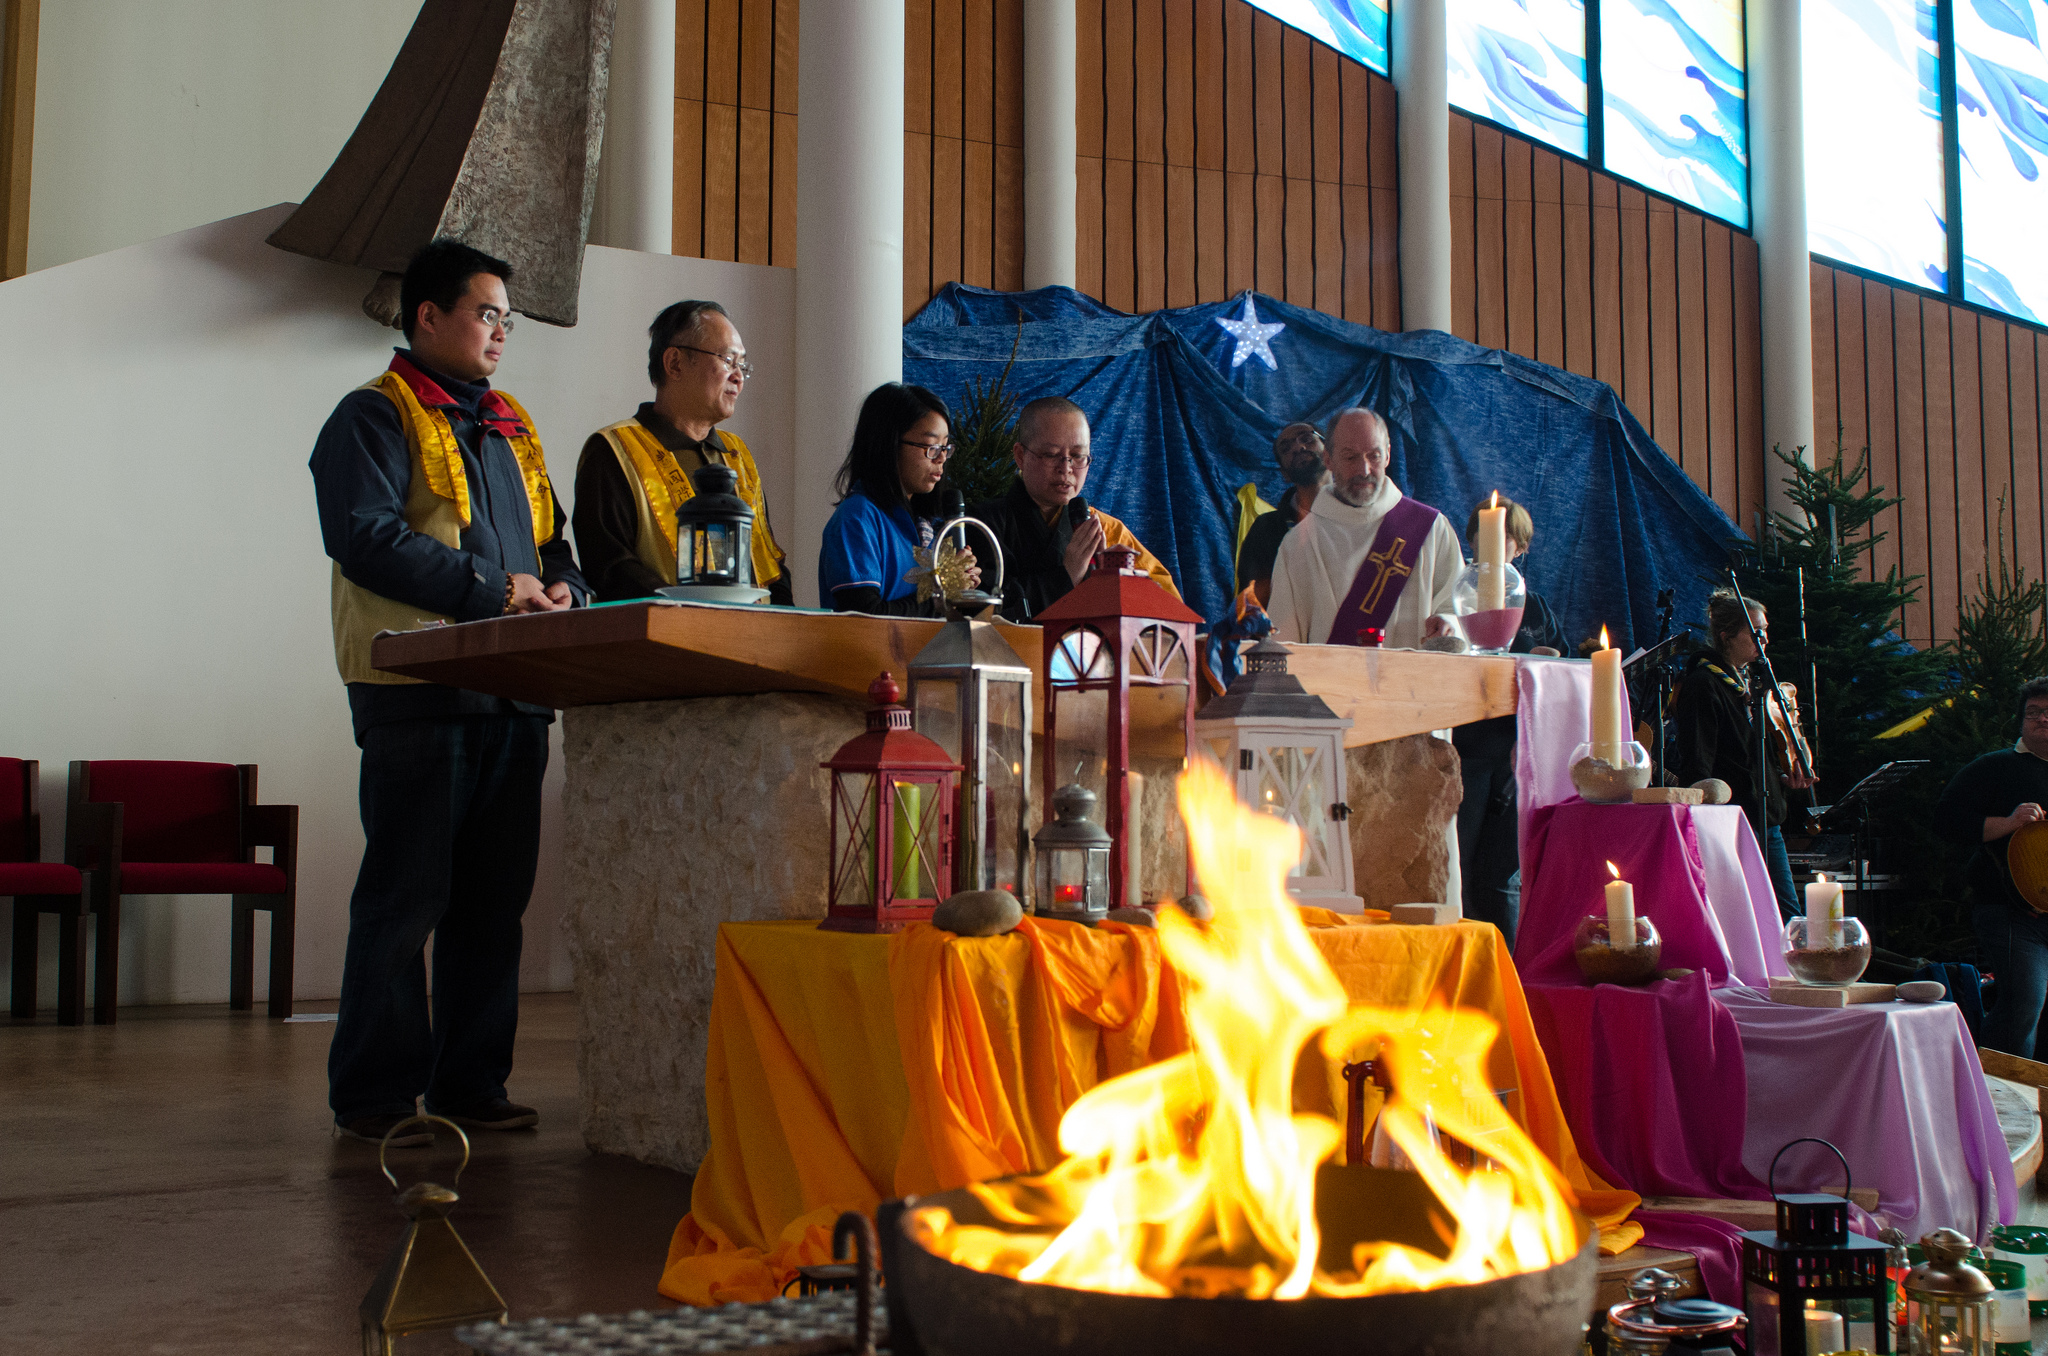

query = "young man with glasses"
[[1936, 676, 2048, 1057], [1235, 421, 1328, 605], [572, 300, 790, 603], [970, 396, 1179, 621], [310, 238, 587, 1147]]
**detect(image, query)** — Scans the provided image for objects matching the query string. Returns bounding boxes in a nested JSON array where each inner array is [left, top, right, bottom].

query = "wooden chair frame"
[[7, 759, 103, 1026]]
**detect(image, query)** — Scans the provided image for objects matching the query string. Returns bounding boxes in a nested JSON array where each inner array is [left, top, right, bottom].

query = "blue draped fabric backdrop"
[[904, 284, 1747, 653]]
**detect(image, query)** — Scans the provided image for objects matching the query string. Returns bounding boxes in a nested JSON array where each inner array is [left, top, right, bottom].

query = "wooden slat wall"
[[1, 0, 38, 280], [1811, 262, 2048, 646], [1070, 0, 1400, 328], [673, 0, 797, 266], [904, 0, 1025, 317], [1449, 111, 1767, 533]]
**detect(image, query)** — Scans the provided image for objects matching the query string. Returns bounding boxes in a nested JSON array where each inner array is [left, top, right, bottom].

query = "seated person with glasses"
[[572, 300, 791, 603], [970, 396, 1179, 621], [818, 382, 980, 616]]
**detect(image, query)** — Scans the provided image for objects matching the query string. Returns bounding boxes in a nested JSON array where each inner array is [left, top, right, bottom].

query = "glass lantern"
[[1193, 638, 1360, 911], [908, 618, 1033, 898], [1033, 782, 1112, 924], [1451, 558, 1527, 654], [1902, 1229, 1996, 1356], [1037, 547, 1202, 909], [818, 672, 963, 933], [1740, 1138, 1893, 1356], [1608, 1267, 1748, 1355], [1782, 915, 1875, 987], [668, 464, 767, 602]]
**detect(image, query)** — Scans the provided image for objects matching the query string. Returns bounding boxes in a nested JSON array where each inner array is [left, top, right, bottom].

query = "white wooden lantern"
[[1193, 638, 1360, 912]]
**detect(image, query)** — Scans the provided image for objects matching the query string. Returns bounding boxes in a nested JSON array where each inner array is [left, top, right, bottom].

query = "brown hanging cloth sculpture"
[[267, 0, 616, 328]]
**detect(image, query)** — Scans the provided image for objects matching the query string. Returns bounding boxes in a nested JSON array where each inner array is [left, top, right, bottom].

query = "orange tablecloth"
[[660, 914, 1640, 1305]]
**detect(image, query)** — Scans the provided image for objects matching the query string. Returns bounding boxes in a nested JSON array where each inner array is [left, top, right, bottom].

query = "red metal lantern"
[[819, 672, 963, 932], [1036, 547, 1202, 910]]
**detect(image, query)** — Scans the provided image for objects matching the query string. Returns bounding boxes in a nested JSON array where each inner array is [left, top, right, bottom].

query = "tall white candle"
[[1803, 1304, 1845, 1353], [1590, 627, 1628, 763], [1477, 491, 1508, 611], [1805, 872, 1843, 949], [1605, 861, 1636, 949]]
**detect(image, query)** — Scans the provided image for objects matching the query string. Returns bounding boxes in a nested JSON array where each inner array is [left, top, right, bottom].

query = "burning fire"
[[914, 759, 1583, 1298]]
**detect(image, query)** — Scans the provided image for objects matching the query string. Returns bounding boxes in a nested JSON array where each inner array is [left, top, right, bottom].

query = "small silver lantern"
[[1903, 1229, 1996, 1356], [668, 464, 765, 602], [1034, 781, 1112, 925], [1192, 638, 1360, 911], [908, 619, 1033, 899]]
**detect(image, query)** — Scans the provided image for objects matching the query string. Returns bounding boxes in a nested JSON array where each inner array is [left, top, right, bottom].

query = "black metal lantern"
[[1739, 1138, 1892, 1355], [1033, 782, 1112, 925], [908, 619, 1033, 899], [673, 464, 760, 597]]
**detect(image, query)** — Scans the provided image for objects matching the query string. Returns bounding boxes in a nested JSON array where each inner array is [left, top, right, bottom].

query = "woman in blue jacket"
[[818, 382, 979, 614]]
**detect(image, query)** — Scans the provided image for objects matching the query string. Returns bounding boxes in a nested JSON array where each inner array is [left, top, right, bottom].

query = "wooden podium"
[[369, 600, 1517, 744], [369, 601, 1519, 1172]]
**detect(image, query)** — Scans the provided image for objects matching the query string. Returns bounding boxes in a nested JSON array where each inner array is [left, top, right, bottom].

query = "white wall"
[[25, 0, 420, 272], [0, 203, 796, 1008]]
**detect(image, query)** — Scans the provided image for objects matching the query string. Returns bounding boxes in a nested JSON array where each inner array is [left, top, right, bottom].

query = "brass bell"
[[359, 1115, 507, 1356]]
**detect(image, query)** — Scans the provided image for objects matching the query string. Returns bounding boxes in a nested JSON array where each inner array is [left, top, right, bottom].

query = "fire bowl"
[[879, 1168, 1597, 1356]]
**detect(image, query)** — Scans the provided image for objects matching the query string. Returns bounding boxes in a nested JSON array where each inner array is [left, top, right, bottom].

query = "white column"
[[794, 0, 906, 607], [1393, 0, 1452, 333], [593, 0, 676, 253], [1024, 0, 1078, 290], [1747, 0, 1814, 513]]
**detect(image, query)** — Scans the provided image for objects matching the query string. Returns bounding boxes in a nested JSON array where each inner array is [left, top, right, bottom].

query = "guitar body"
[[2007, 820, 2048, 914]]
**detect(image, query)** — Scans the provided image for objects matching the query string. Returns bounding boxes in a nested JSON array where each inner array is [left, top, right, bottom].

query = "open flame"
[[1607, 860, 1621, 880], [915, 759, 1583, 1298], [1599, 625, 1611, 651]]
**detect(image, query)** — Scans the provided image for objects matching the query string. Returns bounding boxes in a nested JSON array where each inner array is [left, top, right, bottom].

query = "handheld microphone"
[[940, 488, 966, 521]]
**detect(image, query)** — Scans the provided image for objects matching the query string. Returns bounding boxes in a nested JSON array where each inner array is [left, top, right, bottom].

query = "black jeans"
[[1454, 728, 1521, 950], [1975, 895, 2048, 1060], [328, 715, 548, 1121]]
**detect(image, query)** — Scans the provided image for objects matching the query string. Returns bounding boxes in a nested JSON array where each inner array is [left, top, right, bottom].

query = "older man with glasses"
[[969, 396, 1179, 621], [1936, 676, 2048, 1057], [571, 299, 790, 603]]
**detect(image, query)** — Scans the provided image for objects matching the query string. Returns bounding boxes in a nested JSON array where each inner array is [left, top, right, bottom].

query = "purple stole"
[[1325, 496, 1438, 645]]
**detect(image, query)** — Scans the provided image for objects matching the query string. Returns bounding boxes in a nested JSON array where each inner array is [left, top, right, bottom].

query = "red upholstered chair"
[[65, 761, 299, 1023], [5, 759, 98, 1026]]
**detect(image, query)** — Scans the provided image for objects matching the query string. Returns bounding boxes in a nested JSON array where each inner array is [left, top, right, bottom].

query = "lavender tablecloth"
[[1716, 987, 2017, 1245]]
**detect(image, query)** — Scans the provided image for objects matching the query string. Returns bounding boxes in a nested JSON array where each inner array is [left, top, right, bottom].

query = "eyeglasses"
[[901, 439, 955, 462], [1026, 448, 1091, 469], [2024, 708, 2048, 725], [467, 305, 515, 333], [674, 344, 755, 379], [1280, 430, 1324, 448]]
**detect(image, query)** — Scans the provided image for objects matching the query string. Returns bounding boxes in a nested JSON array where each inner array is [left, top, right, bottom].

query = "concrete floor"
[[0, 993, 691, 1354]]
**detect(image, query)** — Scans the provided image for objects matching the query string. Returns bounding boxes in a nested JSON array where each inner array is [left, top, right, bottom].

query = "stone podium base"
[[561, 692, 1459, 1171]]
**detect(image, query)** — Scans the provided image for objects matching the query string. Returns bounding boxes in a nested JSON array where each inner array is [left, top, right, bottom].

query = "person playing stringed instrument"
[[1669, 589, 1817, 921], [1933, 676, 2048, 1058]]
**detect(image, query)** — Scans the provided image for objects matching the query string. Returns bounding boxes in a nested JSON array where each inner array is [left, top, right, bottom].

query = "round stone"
[[931, 889, 1023, 936], [1692, 778, 1733, 804], [1104, 906, 1157, 928], [1166, 893, 1215, 921]]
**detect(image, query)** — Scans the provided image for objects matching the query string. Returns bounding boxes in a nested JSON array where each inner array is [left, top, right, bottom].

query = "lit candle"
[[1477, 491, 1508, 611], [1803, 1302, 1845, 1353], [1805, 871, 1843, 949], [1605, 860, 1635, 949], [1127, 770, 1146, 908], [892, 782, 924, 899], [1590, 626, 1628, 763]]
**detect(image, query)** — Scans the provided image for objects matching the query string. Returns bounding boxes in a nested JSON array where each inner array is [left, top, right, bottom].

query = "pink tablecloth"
[[1517, 801, 1786, 988]]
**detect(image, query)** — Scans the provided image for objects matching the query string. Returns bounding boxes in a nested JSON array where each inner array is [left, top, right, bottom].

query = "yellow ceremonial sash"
[[329, 372, 560, 686], [596, 420, 785, 588]]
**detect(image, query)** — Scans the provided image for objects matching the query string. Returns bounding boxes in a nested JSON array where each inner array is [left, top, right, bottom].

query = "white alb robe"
[[1268, 479, 1463, 650]]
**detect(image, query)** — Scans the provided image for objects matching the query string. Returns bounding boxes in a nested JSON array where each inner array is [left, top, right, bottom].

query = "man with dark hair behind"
[[1235, 422, 1327, 605], [310, 237, 587, 1147], [572, 300, 789, 603], [1935, 675, 2048, 1056], [970, 396, 1178, 620]]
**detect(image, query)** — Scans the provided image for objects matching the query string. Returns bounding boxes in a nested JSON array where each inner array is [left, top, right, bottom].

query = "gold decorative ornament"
[[906, 537, 976, 606], [359, 1115, 507, 1356]]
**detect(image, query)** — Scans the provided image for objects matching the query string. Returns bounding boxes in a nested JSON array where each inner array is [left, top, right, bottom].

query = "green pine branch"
[[945, 311, 1024, 508]]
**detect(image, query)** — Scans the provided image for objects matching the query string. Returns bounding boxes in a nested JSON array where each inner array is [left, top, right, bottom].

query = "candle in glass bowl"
[[1476, 491, 1507, 611], [1590, 627, 1628, 763], [1605, 860, 1635, 949], [1805, 871, 1844, 948]]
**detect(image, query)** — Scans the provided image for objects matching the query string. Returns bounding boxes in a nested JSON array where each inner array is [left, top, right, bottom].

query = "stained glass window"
[[1954, 0, 2048, 322], [1240, 0, 1390, 76], [1804, 0, 1949, 289], [1600, 0, 1750, 225], [1447, 0, 1590, 156]]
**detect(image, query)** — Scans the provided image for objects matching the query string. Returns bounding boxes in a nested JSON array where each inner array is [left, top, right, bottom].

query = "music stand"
[[1623, 632, 1692, 787], [1815, 760, 1931, 935]]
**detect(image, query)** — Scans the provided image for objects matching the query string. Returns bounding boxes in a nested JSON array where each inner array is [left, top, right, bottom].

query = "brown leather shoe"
[[335, 1113, 433, 1147], [431, 1099, 539, 1131]]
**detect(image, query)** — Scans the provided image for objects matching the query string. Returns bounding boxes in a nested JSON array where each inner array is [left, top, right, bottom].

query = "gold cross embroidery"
[[1357, 538, 1413, 614]]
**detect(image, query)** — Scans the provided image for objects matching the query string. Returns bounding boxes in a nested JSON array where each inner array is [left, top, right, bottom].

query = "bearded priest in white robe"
[[1269, 407, 1463, 650]]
